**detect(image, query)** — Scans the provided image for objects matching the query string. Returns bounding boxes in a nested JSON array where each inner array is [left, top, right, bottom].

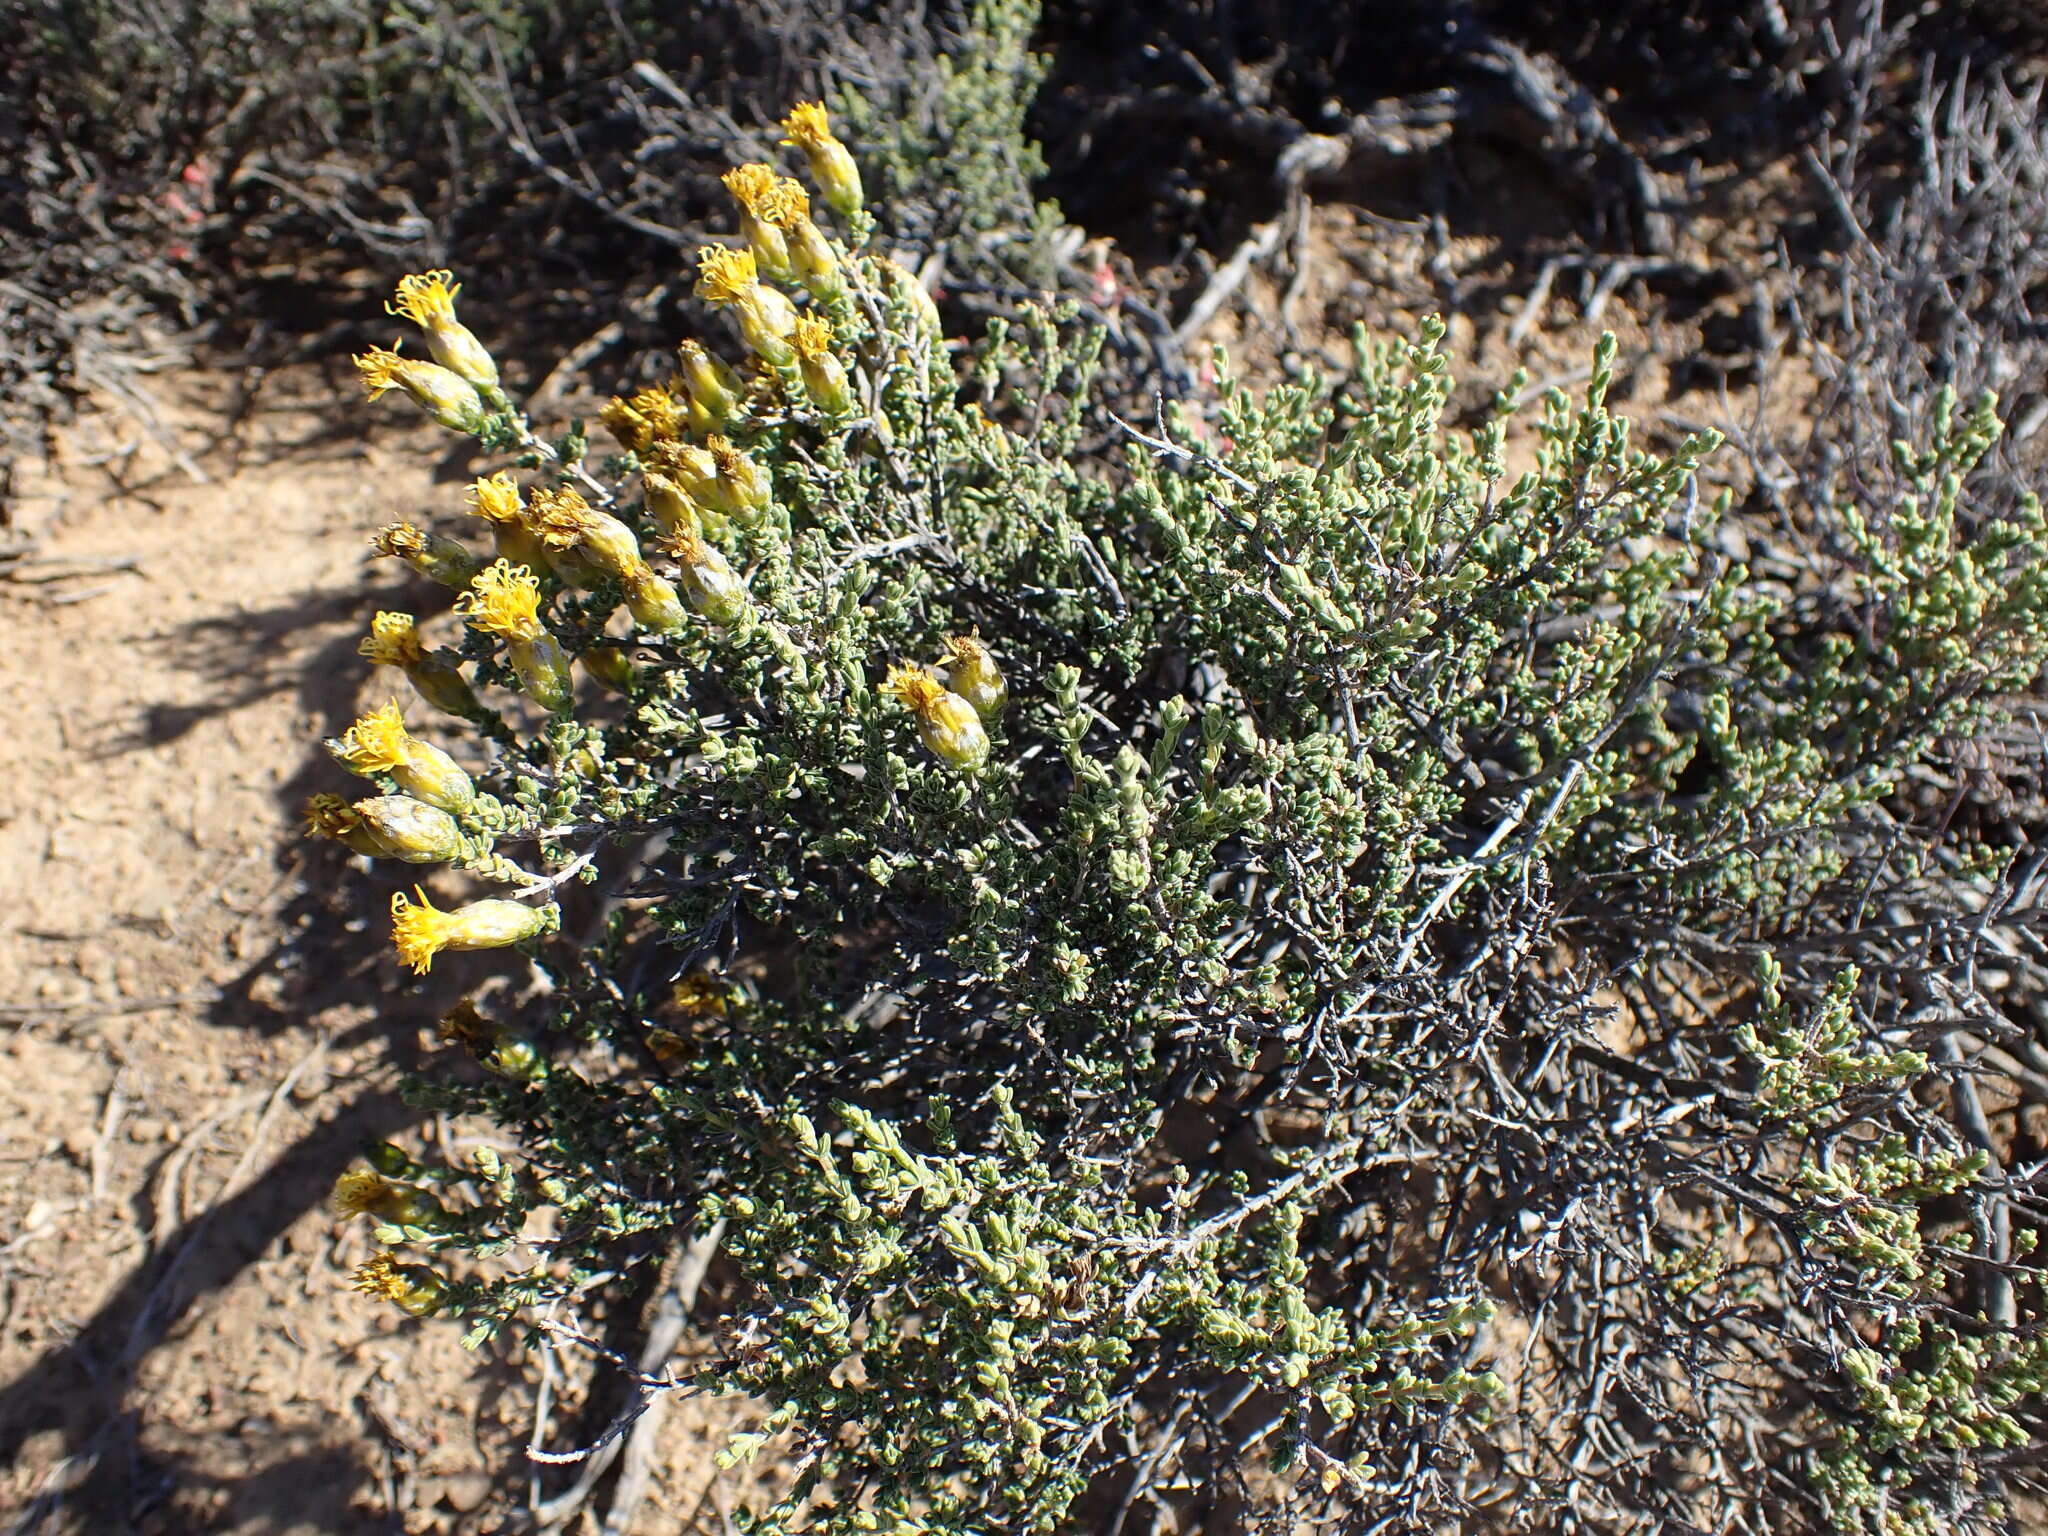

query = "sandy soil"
[[0, 368, 746, 1534], [0, 183, 1787, 1532]]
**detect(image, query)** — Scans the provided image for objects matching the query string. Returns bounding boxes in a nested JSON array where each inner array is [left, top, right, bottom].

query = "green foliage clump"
[[308, 69, 2048, 1536]]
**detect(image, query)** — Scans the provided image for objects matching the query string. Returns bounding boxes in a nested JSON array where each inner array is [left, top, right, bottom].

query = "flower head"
[[884, 663, 990, 771], [353, 341, 487, 432], [697, 244, 761, 306], [387, 269, 461, 329], [666, 525, 749, 626], [780, 101, 863, 218], [331, 700, 412, 775], [455, 559, 546, 641], [466, 472, 525, 526], [676, 340, 741, 429], [350, 795, 464, 862], [706, 436, 770, 517], [390, 887, 559, 974], [696, 245, 796, 365], [352, 1254, 449, 1318], [385, 269, 498, 388], [332, 1168, 441, 1223], [791, 317, 853, 414], [723, 163, 779, 216], [359, 611, 427, 667]]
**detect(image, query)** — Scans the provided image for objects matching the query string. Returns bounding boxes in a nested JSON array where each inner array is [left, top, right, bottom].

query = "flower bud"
[[332, 1168, 448, 1229], [883, 662, 989, 771], [668, 527, 749, 626], [390, 887, 560, 974], [354, 342, 488, 433], [350, 794, 464, 862], [328, 700, 476, 812], [581, 643, 635, 692], [511, 634, 575, 712], [465, 473, 550, 573], [781, 101, 863, 220], [370, 523, 484, 589], [643, 470, 713, 539], [352, 1254, 449, 1318], [696, 246, 796, 367], [879, 256, 942, 341], [723, 163, 797, 284], [362, 1139, 426, 1180], [942, 635, 1007, 721], [791, 316, 854, 415], [676, 340, 742, 431], [387, 270, 498, 389], [706, 436, 771, 521], [357, 612, 483, 721], [439, 999, 545, 1081], [621, 564, 687, 633]]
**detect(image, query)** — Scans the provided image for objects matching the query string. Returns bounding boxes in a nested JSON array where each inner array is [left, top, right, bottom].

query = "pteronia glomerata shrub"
[[312, 94, 2048, 1535]]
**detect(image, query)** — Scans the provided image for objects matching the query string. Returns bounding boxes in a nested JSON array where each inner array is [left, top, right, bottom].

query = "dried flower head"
[[372, 523, 429, 562], [723, 163, 780, 216], [332, 1168, 400, 1218], [673, 974, 732, 1017], [456, 559, 546, 641], [351, 1254, 448, 1317], [352, 342, 487, 432]]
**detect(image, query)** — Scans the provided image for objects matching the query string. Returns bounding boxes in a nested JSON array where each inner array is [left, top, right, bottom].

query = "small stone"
[[441, 1471, 492, 1513]]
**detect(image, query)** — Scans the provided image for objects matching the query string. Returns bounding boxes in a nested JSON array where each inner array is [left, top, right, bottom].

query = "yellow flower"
[[883, 662, 989, 771], [351, 1254, 449, 1318], [599, 386, 686, 452], [942, 635, 1007, 721], [676, 340, 742, 431], [464, 471, 550, 572], [455, 561, 573, 709], [649, 439, 724, 510], [791, 315, 854, 415], [695, 245, 796, 366], [353, 342, 487, 433], [390, 887, 559, 974], [781, 100, 863, 219], [386, 269, 499, 389], [642, 471, 705, 539], [759, 177, 841, 302], [723, 163, 796, 282], [455, 559, 546, 641], [359, 610, 426, 667], [329, 700, 476, 811]]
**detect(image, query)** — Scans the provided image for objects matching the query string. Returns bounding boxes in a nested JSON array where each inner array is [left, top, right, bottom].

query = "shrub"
[[312, 78, 2048, 1536]]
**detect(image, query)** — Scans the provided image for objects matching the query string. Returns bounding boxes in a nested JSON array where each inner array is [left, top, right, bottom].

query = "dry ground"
[[0, 190, 1786, 1532]]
